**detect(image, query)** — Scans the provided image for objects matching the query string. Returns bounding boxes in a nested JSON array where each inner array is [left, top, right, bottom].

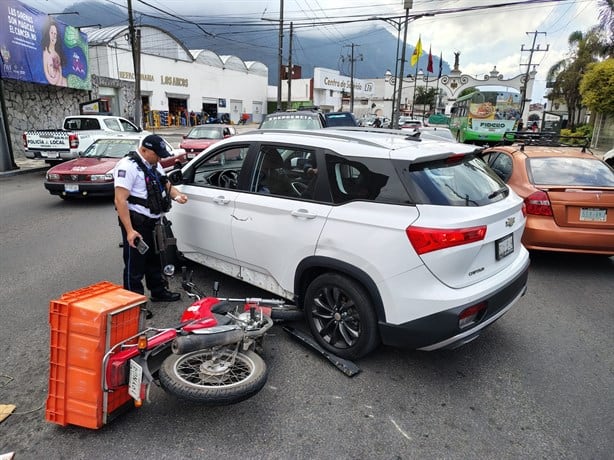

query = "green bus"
[[449, 91, 521, 144]]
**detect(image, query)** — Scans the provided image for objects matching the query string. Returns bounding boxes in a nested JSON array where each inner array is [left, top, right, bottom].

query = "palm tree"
[[546, 28, 606, 129], [597, 0, 614, 57]]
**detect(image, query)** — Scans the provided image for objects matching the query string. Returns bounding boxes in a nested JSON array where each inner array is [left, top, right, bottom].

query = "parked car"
[[399, 117, 425, 130], [603, 147, 614, 167], [323, 112, 358, 127], [179, 124, 237, 158], [481, 135, 614, 255], [44, 136, 187, 199], [417, 126, 456, 142], [259, 111, 326, 130], [166, 129, 530, 359]]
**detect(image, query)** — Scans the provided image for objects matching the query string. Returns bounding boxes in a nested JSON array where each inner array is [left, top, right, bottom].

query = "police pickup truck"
[[23, 115, 149, 164]]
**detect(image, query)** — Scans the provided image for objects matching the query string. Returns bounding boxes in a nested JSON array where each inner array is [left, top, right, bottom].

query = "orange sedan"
[[481, 141, 614, 255]]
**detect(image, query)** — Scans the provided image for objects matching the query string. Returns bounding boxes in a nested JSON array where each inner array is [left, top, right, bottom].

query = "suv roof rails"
[[500, 131, 590, 152], [247, 127, 422, 148]]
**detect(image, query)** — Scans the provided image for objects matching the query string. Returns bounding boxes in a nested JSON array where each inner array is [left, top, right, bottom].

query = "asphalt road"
[[0, 169, 612, 460]]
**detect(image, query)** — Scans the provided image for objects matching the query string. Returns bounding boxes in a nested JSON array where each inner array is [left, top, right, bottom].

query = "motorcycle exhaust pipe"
[[172, 328, 244, 354]]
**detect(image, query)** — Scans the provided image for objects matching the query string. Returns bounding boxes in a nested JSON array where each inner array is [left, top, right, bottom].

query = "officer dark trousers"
[[119, 211, 165, 296]]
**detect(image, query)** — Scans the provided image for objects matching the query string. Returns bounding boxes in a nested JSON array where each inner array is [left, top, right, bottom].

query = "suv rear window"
[[260, 113, 323, 130], [401, 156, 507, 206]]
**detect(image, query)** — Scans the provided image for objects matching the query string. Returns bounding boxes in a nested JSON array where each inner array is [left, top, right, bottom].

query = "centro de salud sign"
[[314, 68, 374, 97]]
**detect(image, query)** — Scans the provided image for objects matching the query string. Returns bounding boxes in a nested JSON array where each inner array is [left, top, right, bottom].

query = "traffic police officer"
[[114, 134, 188, 302]]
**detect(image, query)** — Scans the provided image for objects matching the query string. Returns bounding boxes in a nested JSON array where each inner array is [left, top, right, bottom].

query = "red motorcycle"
[[103, 268, 300, 406]]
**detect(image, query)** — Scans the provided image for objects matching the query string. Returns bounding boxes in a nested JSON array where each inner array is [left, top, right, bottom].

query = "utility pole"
[[343, 43, 362, 113], [287, 22, 293, 109], [395, 9, 410, 128], [277, 0, 284, 111], [519, 31, 548, 121], [127, 0, 141, 127]]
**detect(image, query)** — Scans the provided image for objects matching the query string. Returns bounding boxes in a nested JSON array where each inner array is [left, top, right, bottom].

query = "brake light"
[[525, 190, 552, 216], [406, 225, 487, 255], [107, 361, 128, 388], [446, 153, 465, 164], [68, 133, 79, 149], [459, 302, 487, 329]]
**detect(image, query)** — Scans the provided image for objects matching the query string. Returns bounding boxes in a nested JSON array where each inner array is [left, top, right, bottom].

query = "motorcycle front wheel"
[[159, 348, 267, 405]]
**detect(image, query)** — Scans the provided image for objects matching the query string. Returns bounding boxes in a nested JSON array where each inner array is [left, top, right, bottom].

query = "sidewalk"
[[0, 158, 49, 178]]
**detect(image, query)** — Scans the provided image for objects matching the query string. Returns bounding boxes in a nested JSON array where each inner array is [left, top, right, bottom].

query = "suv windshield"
[[324, 112, 357, 127]]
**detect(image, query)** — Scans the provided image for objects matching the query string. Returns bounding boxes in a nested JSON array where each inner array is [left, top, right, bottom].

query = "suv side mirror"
[[168, 169, 184, 185]]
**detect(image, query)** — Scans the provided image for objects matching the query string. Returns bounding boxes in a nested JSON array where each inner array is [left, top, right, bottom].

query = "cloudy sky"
[[27, 0, 601, 103]]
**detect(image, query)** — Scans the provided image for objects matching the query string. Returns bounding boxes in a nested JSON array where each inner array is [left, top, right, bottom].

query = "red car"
[[179, 125, 237, 158], [44, 136, 187, 199]]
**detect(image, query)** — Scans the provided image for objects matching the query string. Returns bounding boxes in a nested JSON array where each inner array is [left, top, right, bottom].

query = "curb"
[[0, 165, 49, 178]]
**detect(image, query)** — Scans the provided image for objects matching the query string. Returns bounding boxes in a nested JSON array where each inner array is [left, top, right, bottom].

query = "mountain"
[[62, 1, 451, 84]]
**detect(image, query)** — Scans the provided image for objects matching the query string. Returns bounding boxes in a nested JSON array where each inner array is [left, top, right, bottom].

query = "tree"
[[580, 58, 614, 115], [414, 86, 438, 108], [546, 28, 606, 129]]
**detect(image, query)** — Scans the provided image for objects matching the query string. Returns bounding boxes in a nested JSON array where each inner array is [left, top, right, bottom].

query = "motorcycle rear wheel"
[[159, 348, 267, 405]]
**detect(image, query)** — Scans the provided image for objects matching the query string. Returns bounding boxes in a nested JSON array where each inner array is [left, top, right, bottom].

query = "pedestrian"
[[113, 134, 189, 305], [531, 121, 538, 132], [373, 117, 382, 128]]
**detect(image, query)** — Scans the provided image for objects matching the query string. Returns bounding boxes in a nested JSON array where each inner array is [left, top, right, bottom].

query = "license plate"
[[495, 233, 514, 260], [128, 359, 143, 400], [579, 208, 607, 222], [187, 153, 195, 159], [45, 152, 58, 158], [64, 184, 78, 192]]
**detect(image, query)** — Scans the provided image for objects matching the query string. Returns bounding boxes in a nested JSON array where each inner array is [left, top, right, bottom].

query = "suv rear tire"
[[304, 273, 379, 359]]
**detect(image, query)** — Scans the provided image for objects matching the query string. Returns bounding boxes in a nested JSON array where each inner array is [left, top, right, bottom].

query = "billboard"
[[0, 0, 90, 89]]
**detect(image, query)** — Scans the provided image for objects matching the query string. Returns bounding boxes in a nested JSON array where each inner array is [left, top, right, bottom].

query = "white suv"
[[167, 129, 530, 359]]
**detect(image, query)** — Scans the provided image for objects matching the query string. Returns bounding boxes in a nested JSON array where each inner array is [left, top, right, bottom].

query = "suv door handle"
[[213, 195, 231, 205], [291, 209, 316, 219]]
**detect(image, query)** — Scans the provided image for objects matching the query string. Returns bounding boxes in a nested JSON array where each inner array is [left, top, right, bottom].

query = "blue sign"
[[0, 0, 90, 89]]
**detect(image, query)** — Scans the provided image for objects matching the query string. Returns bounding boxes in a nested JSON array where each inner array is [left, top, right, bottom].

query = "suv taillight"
[[406, 225, 487, 255], [524, 191, 552, 216], [68, 133, 79, 149], [22, 132, 27, 148]]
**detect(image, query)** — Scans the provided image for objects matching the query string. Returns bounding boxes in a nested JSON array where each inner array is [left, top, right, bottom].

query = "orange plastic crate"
[[45, 281, 147, 429]]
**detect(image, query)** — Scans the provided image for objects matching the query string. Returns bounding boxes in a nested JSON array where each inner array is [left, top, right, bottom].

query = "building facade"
[[2, 24, 268, 162]]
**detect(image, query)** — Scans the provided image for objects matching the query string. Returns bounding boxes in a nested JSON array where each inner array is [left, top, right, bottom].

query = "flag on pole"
[[437, 51, 443, 78], [427, 46, 433, 73], [410, 36, 422, 66]]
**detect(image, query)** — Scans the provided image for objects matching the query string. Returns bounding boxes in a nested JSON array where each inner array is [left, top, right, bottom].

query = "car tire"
[[304, 273, 379, 360]]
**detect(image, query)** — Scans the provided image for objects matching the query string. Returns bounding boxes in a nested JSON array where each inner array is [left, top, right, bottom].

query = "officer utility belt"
[[128, 210, 159, 227]]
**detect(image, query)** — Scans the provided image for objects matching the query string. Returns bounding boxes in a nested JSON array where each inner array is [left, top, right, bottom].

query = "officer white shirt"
[[113, 151, 167, 219]]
